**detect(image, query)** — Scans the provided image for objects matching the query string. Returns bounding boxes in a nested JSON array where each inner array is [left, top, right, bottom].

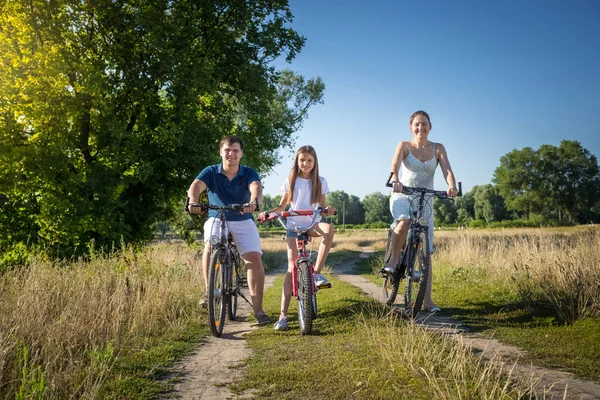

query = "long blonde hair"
[[287, 145, 322, 205]]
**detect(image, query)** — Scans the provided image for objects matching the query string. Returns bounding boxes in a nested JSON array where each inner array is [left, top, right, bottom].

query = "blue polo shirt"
[[197, 164, 261, 221]]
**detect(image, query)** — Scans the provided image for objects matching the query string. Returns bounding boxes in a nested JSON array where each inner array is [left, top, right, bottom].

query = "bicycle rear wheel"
[[227, 247, 242, 321], [208, 248, 227, 337], [404, 231, 431, 318], [297, 261, 314, 335]]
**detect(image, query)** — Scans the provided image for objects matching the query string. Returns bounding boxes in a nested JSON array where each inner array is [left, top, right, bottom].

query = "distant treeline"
[[262, 140, 600, 229]]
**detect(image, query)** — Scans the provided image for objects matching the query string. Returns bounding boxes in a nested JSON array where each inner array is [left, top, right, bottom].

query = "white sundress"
[[389, 143, 438, 252]]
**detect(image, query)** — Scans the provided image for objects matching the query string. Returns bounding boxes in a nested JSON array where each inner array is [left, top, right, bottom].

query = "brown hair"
[[219, 135, 244, 150], [409, 110, 432, 127], [287, 145, 322, 205]]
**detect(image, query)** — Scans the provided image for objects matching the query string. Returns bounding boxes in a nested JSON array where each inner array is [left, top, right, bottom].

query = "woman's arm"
[[389, 141, 408, 193], [436, 143, 459, 197]]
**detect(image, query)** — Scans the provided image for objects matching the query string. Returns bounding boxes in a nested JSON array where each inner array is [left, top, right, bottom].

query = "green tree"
[[361, 192, 390, 224], [0, 0, 324, 255], [538, 141, 600, 222], [494, 141, 599, 223], [327, 191, 364, 226], [493, 147, 545, 220], [473, 184, 507, 223], [433, 197, 457, 225]]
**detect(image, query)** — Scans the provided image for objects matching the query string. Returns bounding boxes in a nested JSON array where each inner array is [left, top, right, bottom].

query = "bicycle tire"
[[227, 247, 242, 321], [382, 233, 401, 305], [208, 248, 227, 337], [297, 260, 314, 335], [404, 231, 431, 318]]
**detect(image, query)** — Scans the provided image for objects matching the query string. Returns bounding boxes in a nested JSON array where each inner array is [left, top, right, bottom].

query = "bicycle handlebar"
[[385, 172, 462, 197], [185, 196, 259, 213], [259, 207, 337, 233]]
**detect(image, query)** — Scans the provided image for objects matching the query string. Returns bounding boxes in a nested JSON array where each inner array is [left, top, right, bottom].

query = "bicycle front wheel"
[[227, 247, 242, 321], [404, 231, 431, 318], [297, 261, 314, 335], [208, 248, 227, 337], [382, 230, 401, 305]]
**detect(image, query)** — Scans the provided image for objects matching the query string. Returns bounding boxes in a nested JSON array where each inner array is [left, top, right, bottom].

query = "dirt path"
[[163, 266, 285, 400], [332, 248, 600, 400]]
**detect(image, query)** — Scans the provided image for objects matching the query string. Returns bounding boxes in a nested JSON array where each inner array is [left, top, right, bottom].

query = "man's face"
[[220, 142, 243, 167]]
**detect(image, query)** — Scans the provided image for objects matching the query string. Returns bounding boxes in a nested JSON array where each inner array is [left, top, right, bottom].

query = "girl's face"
[[297, 152, 315, 177], [410, 115, 431, 139]]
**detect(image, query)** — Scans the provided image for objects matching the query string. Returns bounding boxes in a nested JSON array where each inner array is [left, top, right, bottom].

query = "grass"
[[235, 273, 533, 399], [357, 227, 600, 382], [2, 227, 598, 397]]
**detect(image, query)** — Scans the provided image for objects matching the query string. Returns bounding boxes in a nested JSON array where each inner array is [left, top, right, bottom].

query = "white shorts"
[[203, 218, 262, 256]]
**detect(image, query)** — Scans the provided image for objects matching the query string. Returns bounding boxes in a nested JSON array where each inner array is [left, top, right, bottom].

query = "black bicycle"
[[186, 199, 250, 337], [381, 173, 461, 318]]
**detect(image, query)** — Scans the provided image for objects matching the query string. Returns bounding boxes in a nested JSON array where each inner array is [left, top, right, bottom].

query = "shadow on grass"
[[441, 299, 559, 332]]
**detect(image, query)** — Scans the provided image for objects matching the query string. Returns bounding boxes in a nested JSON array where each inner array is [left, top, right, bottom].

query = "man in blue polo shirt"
[[187, 135, 271, 326]]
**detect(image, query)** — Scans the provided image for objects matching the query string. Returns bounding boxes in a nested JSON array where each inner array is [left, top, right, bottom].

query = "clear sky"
[[260, 0, 600, 200]]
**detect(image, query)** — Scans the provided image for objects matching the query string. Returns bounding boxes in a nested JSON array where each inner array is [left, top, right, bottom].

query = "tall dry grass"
[[360, 312, 535, 399], [0, 234, 293, 398], [0, 242, 204, 398], [433, 227, 600, 322]]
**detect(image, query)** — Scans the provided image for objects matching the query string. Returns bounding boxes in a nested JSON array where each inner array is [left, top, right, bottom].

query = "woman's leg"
[[384, 219, 410, 269]]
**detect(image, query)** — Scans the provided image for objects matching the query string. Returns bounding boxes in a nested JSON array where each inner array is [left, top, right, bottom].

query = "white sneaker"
[[314, 273, 330, 288], [274, 317, 288, 331]]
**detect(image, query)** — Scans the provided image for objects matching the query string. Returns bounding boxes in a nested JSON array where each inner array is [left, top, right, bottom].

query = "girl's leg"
[[311, 222, 334, 274], [384, 219, 409, 269], [279, 237, 298, 320]]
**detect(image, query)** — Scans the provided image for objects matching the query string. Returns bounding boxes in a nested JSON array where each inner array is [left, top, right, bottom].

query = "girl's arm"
[[436, 143, 459, 197], [258, 193, 288, 220], [319, 194, 336, 216], [389, 141, 408, 193]]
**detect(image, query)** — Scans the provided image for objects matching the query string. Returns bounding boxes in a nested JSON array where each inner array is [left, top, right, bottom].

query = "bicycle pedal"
[[317, 282, 332, 289]]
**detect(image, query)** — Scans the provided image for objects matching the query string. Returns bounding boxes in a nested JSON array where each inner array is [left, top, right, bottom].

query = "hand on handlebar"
[[323, 206, 336, 216], [391, 180, 403, 193], [258, 211, 269, 222], [188, 203, 206, 215], [447, 186, 459, 198]]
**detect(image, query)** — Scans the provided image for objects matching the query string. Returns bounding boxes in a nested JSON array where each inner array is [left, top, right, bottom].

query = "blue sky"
[[260, 0, 600, 200]]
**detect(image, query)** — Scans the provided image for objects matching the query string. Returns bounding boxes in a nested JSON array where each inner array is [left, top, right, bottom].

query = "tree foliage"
[[0, 0, 324, 254], [327, 190, 365, 225], [494, 141, 599, 222], [361, 192, 389, 224]]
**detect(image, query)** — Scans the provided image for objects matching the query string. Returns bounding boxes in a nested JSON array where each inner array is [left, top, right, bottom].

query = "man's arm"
[[187, 179, 207, 214], [243, 180, 262, 213]]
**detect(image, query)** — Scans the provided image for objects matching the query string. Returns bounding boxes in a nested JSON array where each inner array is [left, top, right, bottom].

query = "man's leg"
[[242, 251, 265, 315]]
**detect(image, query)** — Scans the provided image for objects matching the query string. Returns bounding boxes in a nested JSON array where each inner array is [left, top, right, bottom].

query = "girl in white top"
[[259, 145, 336, 330]]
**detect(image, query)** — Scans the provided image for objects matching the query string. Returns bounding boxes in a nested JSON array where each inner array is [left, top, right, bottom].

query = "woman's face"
[[410, 115, 431, 139], [297, 152, 315, 177]]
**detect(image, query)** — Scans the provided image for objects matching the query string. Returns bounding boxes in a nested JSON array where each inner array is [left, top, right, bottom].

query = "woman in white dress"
[[385, 111, 459, 312]]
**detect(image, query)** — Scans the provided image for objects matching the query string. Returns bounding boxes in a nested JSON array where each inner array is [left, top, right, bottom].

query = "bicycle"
[[381, 173, 462, 318], [185, 198, 252, 337], [260, 207, 334, 335]]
